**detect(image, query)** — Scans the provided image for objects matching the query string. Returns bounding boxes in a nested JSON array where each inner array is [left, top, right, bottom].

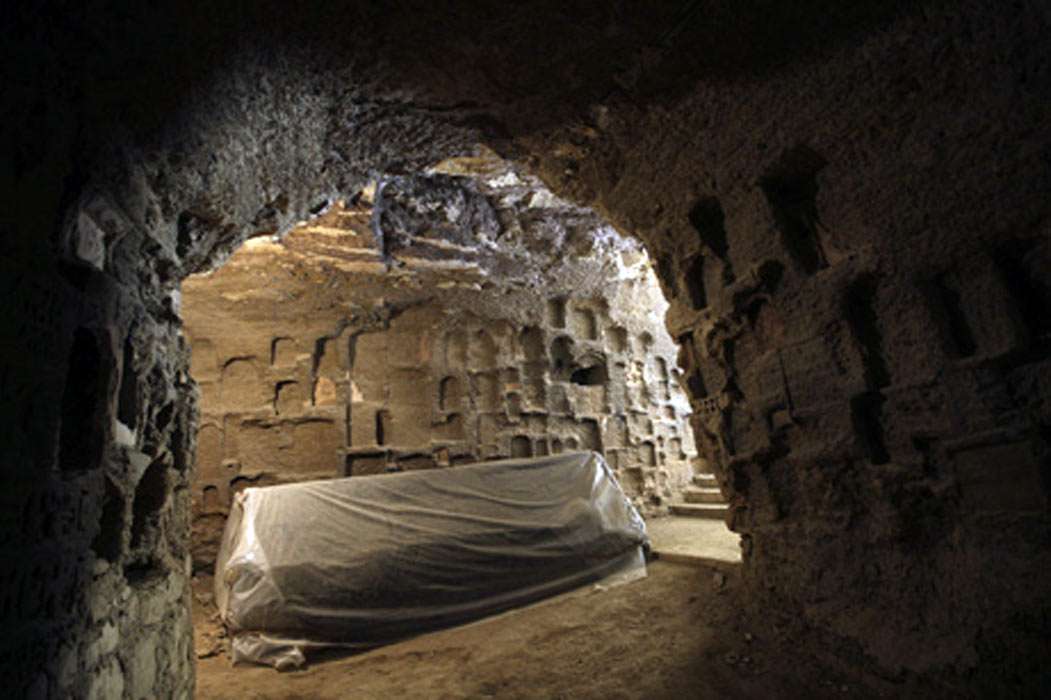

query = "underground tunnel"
[[3, 1, 1051, 698], [182, 156, 739, 680]]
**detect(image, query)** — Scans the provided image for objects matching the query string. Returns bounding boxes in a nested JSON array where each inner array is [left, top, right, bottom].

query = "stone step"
[[683, 487, 724, 504], [692, 473, 718, 488], [646, 516, 742, 570], [669, 502, 729, 520]]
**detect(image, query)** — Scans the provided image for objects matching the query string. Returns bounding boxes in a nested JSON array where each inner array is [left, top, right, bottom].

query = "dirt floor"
[[194, 560, 892, 699], [646, 516, 742, 568]]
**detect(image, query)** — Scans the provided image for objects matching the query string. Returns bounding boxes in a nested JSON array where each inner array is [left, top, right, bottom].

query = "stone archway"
[[5, 1, 1051, 696]]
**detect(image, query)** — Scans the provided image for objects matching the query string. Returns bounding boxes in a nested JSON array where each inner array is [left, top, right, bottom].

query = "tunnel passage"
[[180, 155, 707, 574], [6, 0, 1051, 696]]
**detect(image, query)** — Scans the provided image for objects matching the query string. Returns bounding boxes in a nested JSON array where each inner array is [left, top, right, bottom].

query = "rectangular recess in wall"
[[684, 256, 708, 310], [60, 327, 107, 472], [850, 392, 889, 465], [920, 272, 978, 359], [992, 238, 1051, 355], [843, 275, 890, 389], [688, 196, 734, 284], [760, 145, 829, 276]]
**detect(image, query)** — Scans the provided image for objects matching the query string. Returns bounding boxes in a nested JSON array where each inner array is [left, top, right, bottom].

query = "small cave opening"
[[570, 362, 607, 386]]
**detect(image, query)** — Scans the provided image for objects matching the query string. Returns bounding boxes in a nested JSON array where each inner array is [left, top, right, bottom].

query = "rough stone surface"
[[182, 156, 701, 571], [517, 6, 1051, 692], [1, 0, 1049, 697]]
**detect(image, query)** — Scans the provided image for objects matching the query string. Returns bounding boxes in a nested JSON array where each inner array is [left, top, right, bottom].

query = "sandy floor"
[[646, 516, 742, 568], [195, 561, 882, 700]]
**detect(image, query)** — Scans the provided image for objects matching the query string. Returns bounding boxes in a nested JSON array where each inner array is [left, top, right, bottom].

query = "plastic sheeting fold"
[[215, 451, 649, 668]]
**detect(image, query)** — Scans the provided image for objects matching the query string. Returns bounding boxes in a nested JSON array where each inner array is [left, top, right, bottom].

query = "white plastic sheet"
[[215, 451, 648, 668]]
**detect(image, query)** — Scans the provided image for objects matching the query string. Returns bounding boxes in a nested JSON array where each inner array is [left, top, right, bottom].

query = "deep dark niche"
[[59, 328, 107, 472], [117, 334, 139, 429], [130, 457, 169, 548], [760, 145, 829, 276]]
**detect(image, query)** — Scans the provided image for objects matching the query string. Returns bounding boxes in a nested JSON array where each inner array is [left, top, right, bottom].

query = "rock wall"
[[182, 180, 699, 571], [0, 206, 199, 698], [517, 3, 1051, 692], [0, 20, 482, 695]]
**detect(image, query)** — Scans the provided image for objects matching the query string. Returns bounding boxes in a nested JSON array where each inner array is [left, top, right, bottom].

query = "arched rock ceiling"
[[4, 1, 1051, 695], [9, 0, 951, 275]]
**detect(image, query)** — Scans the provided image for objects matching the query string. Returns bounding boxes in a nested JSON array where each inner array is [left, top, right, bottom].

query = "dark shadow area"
[[570, 362, 607, 386], [130, 457, 169, 548], [91, 478, 125, 563], [685, 256, 708, 310], [993, 238, 1051, 358], [760, 146, 829, 276], [59, 328, 107, 472], [921, 272, 978, 359], [689, 197, 733, 284]]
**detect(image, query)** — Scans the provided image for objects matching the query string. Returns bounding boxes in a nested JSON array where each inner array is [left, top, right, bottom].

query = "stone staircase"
[[669, 472, 729, 520]]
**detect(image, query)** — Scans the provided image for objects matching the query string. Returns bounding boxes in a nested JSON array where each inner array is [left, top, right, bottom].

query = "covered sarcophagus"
[[215, 451, 648, 667]]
